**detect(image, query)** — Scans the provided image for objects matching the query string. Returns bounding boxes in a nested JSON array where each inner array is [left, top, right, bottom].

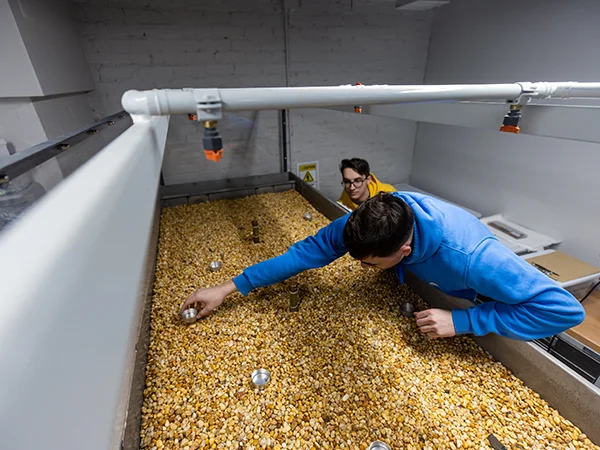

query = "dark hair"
[[340, 158, 370, 178], [342, 192, 414, 259]]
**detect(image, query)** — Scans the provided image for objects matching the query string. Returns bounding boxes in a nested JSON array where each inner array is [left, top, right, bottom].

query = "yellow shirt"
[[338, 173, 396, 210]]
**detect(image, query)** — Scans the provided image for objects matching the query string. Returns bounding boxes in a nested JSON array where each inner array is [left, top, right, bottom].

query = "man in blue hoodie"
[[180, 192, 585, 340]]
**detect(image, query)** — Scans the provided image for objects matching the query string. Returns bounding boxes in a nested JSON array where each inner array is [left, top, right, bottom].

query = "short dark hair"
[[343, 192, 414, 259], [340, 158, 370, 178]]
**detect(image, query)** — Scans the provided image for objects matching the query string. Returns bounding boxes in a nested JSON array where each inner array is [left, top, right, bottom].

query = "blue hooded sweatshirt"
[[233, 192, 585, 340]]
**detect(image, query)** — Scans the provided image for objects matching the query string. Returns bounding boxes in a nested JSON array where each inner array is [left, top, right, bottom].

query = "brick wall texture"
[[69, 0, 433, 199]]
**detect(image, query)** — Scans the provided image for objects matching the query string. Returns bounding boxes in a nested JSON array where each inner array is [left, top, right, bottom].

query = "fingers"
[[180, 290, 203, 313], [180, 300, 191, 313], [180, 296, 197, 313], [414, 309, 451, 338], [196, 303, 213, 319], [415, 316, 435, 327], [415, 310, 436, 327], [414, 309, 434, 320], [418, 325, 437, 333], [413, 310, 427, 319]]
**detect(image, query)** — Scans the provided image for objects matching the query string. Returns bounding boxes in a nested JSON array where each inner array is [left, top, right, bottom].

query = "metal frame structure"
[[0, 111, 129, 184], [3, 81, 600, 450]]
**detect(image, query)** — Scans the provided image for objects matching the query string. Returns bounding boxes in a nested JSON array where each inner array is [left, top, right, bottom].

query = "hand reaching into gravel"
[[180, 279, 238, 320], [415, 308, 457, 338]]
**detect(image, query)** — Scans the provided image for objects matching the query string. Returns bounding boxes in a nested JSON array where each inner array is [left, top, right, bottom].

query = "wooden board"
[[567, 291, 600, 355], [527, 251, 600, 283]]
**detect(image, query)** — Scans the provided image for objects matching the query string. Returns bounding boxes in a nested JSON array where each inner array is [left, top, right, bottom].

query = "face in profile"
[[359, 253, 403, 270], [358, 240, 413, 270]]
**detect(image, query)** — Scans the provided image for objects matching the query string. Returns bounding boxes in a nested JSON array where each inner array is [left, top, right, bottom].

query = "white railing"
[[0, 115, 169, 450]]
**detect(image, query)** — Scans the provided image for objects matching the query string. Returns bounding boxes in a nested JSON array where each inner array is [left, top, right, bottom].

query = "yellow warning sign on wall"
[[297, 161, 319, 189], [303, 171, 314, 183]]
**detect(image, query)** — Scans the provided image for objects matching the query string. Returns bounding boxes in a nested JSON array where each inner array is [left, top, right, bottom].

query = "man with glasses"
[[338, 158, 395, 210]]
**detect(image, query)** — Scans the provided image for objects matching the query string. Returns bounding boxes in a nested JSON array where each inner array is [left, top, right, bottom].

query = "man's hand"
[[180, 279, 238, 320], [414, 309, 456, 338]]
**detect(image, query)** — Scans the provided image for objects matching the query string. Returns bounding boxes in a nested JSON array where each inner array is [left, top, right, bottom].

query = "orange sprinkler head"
[[203, 120, 223, 162], [500, 104, 523, 134], [500, 124, 520, 134], [188, 113, 197, 121], [205, 149, 223, 162]]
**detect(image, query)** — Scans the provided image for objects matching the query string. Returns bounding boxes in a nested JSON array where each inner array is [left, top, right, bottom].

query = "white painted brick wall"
[[412, 0, 600, 266], [287, 8, 432, 200], [290, 110, 417, 200], [69, 0, 432, 192], [69, 0, 285, 185]]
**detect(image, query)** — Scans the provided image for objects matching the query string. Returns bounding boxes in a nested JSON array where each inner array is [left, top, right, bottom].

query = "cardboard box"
[[527, 251, 599, 283], [524, 250, 600, 298]]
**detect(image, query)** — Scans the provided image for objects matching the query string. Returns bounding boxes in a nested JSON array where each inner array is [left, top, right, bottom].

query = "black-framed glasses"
[[342, 178, 366, 188]]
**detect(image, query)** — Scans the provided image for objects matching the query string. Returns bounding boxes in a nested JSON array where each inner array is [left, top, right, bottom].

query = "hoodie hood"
[[394, 192, 445, 264]]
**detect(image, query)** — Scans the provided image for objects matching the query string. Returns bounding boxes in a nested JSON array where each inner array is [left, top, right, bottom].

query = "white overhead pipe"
[[121, 82, 600, 119], [521, 81, 600, 99]]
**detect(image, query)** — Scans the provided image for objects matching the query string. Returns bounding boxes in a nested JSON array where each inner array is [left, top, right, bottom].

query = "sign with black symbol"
[[297, 161, 319, 189]]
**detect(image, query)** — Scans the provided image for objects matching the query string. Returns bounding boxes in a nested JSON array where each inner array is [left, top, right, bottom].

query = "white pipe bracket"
[[509, 82, 535, 105], [191, 88, 222, 121]]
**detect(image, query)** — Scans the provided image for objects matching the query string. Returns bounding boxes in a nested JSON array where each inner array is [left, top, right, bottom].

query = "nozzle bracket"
[[191, 88, 222, 122]]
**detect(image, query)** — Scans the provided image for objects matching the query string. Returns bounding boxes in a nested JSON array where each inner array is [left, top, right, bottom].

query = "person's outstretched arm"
[[180, 215, 349, 318], [453, 238, 585, 340]]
